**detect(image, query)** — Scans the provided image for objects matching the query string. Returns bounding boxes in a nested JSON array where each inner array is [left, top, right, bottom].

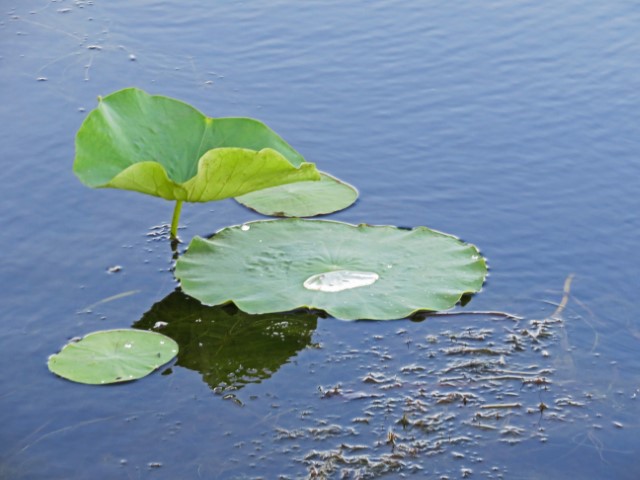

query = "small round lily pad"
[[235, 172, 358, 217], [48, 329, 178, 385], [175, 219, 487, 320]]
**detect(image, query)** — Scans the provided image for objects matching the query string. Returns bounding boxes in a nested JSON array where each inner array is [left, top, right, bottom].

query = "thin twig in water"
[[571, 296, 601, 353], [427, 311, 524, 320], [480, 403, 522, 410], [551, 274, 574, 320], [78, 290, 141, 313], [471, 375, 551, 384], [14, 415, 125, 456]]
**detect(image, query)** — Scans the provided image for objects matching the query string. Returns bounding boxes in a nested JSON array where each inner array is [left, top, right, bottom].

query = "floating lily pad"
[[48, 329, 178, 385], [133, 290, 317, 392], [74, 88, 320, 202], [235, 172, 358, 217], [175, 219, 487, 320]]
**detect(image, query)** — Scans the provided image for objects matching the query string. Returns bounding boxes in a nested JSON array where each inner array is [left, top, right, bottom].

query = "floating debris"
[[555, 397, 585, 407], [441, 346, 510, 356], [433, 391, 479, 405], [480, 403, 522, 410], [362, 373, 389, 384], [187, 274, 602, 477], [500, 425, 525, 437]]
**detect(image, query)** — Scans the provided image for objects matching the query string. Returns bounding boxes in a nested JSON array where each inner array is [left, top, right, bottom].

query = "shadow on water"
[[133, 290, 318, 395]]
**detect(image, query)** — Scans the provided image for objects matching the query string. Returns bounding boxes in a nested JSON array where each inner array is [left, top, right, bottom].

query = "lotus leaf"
[[175, 219, 488, 320], [48, 329, 178, 385], [133, 290, 317, 392], [73, 88, 320, 236], [235, 171, 358, 217]]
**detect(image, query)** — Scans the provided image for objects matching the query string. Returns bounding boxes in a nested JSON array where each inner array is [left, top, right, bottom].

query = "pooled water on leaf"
[[303, 270, 379, 293]]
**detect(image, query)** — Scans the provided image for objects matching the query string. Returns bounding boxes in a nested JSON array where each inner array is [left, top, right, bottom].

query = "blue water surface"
[[1, 1, 639, 478]]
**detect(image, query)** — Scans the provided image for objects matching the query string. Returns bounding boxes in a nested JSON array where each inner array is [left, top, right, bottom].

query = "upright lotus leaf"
[[175, 219, 488, 320], [133, 290, 317, 392], [48, 329, 178, 385], [235, 171, 359, 217], [107, 147, 320, 202], [74, 88, 320, 237]]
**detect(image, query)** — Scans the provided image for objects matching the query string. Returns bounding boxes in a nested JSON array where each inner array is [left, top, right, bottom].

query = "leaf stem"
[[170, 200, 183, 240]]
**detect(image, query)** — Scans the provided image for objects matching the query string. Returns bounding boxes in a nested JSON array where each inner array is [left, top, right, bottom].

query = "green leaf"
[[175, 219, 488, 320], [74, 88, 320, 202], [48, 329, 178, 385], [133, 290, 317, 392], [107, 147, 320, 202], [235, 171, 358, 217]]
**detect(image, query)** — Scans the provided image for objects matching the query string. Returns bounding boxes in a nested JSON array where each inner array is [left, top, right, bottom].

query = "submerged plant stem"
[[170, 200, 183, 240]]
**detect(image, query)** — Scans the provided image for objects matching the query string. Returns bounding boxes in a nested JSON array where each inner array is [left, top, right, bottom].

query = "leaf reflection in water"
[[133, 290, 318, 392]]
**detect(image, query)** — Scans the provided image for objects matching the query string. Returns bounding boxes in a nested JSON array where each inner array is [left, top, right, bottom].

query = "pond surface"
[[2, 1, 639, 478]]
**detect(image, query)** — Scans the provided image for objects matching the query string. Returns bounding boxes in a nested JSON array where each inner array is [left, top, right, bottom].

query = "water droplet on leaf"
[[303, 270, 379, 292]]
